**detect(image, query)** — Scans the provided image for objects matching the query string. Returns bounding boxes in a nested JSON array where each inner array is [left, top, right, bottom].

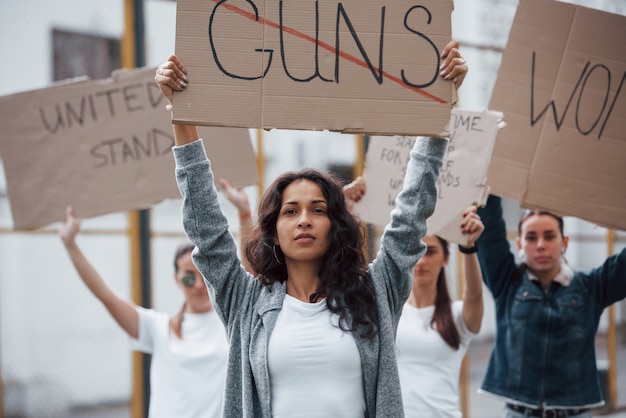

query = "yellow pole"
[[122, 0, 136, 72], [354, 134, 365, 178], [606, 230, 617, 411], [123, 1, 147, 417], [128, 212, 147, 418], [457, 252, 470, 418], [353, 135, 370, 259]]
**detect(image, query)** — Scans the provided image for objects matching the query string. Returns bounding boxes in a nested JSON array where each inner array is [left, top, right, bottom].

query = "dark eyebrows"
[[282, 199, 327, 206], [526, 229, 558, 234]]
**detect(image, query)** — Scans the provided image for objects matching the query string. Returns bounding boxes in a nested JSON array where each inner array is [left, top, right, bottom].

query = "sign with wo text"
[[353, 109, 503, 245], [174, 0, 454, 136], [487, 0, 626, 230], [0, 67, 257, 230]]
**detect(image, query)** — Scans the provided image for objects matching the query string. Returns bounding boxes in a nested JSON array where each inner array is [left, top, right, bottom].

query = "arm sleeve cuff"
[[414, 136, 448, 159], [172, 139, 207, 167]]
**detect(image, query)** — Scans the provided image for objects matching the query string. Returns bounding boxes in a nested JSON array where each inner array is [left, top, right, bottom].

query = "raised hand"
[[58, 206, 81, 245], [343, 176, 366, 214], [440, 39, 468, 88], [460, 204, 484, 247], [219, 178, 251, 217], [154, 55, 189, 107]]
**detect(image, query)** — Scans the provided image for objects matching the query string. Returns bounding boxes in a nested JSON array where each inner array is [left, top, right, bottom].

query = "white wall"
[[1, 1, 144, 414]]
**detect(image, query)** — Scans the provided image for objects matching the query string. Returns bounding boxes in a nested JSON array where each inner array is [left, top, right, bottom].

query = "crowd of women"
[[57, 38, 626, 418]]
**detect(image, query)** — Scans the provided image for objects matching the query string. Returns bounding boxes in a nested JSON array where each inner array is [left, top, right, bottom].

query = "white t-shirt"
[[130, 307, 228, 418], [267, 295, 365, 418], [396, 301, 475, 418]]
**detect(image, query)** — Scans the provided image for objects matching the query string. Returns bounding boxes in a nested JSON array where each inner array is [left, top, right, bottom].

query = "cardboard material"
[[487, 0, 626, 231], [0, 67, 257, 231], [174, 0, 454, 136], [427, 109, 503, 244], [353, 109, 503, 245]]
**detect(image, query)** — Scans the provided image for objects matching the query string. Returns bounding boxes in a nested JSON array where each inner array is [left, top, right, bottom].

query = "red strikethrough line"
[[209, 0, 448, 104]]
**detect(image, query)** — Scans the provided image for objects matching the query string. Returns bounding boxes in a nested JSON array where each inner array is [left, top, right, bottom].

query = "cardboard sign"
[[487, 0, 626, 231], [354, 135, 416, 228], [353, 109, 503, 244], [0, 67, 257, 231], [173, 0, 454, 136], [427, 109, 503, 244]]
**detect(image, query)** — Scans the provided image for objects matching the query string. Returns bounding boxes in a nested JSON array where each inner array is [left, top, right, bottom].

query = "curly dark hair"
[[245, 168, 379, 338]]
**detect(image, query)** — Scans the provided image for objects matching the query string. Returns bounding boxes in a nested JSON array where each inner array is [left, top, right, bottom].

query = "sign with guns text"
[[173, 0, 455, 136]]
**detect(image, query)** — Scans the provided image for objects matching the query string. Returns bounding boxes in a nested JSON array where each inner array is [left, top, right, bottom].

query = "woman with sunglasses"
[[58, 206, 228, 418]]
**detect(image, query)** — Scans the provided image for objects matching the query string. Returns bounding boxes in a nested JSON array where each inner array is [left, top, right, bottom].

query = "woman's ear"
[[562, 235, 569, 253], [515, 237, 522, 251]]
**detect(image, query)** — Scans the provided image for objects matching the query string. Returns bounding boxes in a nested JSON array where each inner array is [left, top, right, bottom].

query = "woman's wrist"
[[458, 243, 478, 254], [172, 124, 199, 146]]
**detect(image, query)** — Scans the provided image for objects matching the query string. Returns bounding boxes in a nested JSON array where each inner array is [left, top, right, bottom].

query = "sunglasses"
[[181, 273, 196, 288]]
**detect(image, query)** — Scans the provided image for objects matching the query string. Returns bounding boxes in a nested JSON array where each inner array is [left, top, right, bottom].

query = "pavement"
[[467, 332, 626, 418], [66, 331, 626, 417]]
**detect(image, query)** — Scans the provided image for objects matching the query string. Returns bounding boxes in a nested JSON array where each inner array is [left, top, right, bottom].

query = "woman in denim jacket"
[[476, 195, 626, 418]]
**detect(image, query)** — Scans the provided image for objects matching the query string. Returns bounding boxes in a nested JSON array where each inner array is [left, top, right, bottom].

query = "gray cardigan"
[[173, 137, 447, 418]]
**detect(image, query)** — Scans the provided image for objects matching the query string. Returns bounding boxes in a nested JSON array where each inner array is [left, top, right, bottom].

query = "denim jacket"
[[477, 195, 626, 408]]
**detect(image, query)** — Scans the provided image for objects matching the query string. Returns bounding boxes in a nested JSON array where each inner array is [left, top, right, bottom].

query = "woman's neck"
[[285, 261, 322, 302], [185, 302, 213, 314], [407, 284, 437, 309], [528, 264, 561, 291]]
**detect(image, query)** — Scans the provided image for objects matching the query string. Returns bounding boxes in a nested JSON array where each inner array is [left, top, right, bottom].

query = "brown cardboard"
[[488, 0, 626, 231], [173, 0, 454, 137], [0, 67, 257, 231], [354, 109, 503, 245]]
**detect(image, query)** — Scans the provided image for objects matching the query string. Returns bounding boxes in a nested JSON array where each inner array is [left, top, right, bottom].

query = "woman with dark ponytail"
[[396, 205, 485, 418]]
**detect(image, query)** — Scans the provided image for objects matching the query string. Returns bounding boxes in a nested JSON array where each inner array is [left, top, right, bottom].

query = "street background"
[[1, 0, 625, 417]]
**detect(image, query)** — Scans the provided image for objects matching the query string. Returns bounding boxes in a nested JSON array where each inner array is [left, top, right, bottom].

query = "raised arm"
[[58, 206, 139, 338], [155, 54, 198, 146], [459, 205, 485, 334], [367, 39, 465, 312], [155, 55, 256, 327], [369, 137, 448, 313], [343, 176, 366, 216], [219, 178, 254, 274], [476, 195, 518, 299]]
